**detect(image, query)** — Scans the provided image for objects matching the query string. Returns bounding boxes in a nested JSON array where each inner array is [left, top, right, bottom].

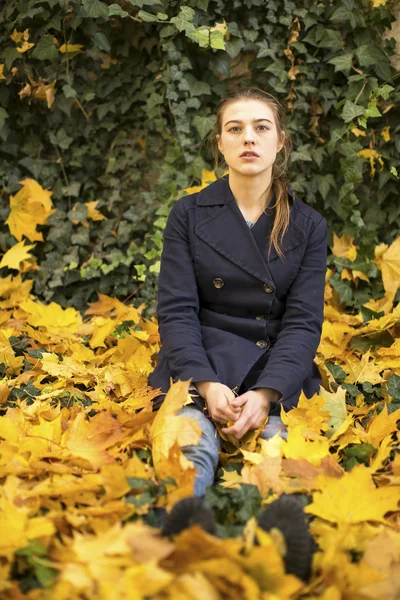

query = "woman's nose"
[[243, 127, 256, 143]]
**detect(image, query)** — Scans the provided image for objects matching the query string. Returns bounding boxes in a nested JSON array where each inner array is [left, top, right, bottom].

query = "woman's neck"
[[228, 169, 273, 211]]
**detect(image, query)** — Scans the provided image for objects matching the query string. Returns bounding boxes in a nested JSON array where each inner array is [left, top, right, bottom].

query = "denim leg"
[[177, 405, 221, 497], [260, 415, 288, 440]]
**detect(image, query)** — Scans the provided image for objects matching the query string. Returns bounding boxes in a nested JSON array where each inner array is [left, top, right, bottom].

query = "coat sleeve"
[[155, 198, 220, 385], [249, 216, 328, 400]]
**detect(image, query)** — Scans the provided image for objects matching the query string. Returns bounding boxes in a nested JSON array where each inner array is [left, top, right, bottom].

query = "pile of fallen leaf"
[[0, 179, 399, 599]]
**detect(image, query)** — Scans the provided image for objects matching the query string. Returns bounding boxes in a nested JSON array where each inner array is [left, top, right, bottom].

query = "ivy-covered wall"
[[0, 0, 399, 318]]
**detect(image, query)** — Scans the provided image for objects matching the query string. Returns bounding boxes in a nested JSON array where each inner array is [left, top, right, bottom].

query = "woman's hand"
[[196, 381, 241, 424], [221, 389, 272, 440]]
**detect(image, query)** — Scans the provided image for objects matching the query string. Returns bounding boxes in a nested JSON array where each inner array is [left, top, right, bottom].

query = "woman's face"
[[216, 99, 284, 177]]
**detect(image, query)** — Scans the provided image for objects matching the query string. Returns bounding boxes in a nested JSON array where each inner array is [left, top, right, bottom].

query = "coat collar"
[[194, 175, 306, 283]]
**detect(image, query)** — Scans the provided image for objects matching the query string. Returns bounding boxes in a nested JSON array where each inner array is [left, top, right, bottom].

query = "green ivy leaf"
[[82, 0, 109, 18], [210, 29, 226, 50], [184, 75, 211, 96], [342, 444, 376, 465], [62, 84, 77, 99], [126, 0, 161, 6], [355, 45, 387, 68], [0, 107, 9, 131], [326, 363, 347, 384], [327, 53, 353, 73], [374, 84, 394, 101], [31, 35, 58, 61], [108, 4, 129, 18], [290, 146, 313, 162], [189, 27, 210, 48], [329, 273, 353, 304], [192, 115, 215, 139], [170, 15, 195, 33], [178, 6, 195, 20], [138, 9, 158, 22], [387, 374, 400, 402], [364, 102, 381, 119], [330, 2, 359, 29], [341, 100, 365, 123], [0, 47, 21, 70]]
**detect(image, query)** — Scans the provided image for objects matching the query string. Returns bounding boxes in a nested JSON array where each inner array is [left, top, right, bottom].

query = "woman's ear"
[[278, 132, 286, 152], [216, 133, 223, 155]]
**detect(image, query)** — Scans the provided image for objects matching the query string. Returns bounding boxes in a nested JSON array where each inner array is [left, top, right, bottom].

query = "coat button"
[[256, 315, 266, 321], [263, 283, 274, 293], [256, 340, 269, 349], [213, 278, 224, 289]]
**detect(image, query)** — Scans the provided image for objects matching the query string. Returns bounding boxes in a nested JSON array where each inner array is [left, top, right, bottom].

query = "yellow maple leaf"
[[0, 240, 36, 271], [62, 411, 125, 470], [150, 380, 202, 456], [356, 303, 400, 336], [371, 0, 386, 6], [210, 18, 229, 38], [280, 391, 331, 436], [85, 293, 140, 320], [319, 386, 348, 433], [89, 316, 117, 348], [20, 298, 82, 333], [331, 233, 357, 261], [0, 331, 24, 374], [59, 42, 84, 54], [351, 127, 367, 137], [282, 426, 331, 466], [360, 530, 400, 599], [341, 267, 352, 281], [0, 64, 6, 80], [40, 352, 90, 380], [0, 499, 55, 561], [366, 404, 400, 448], [151, 381, 202, 503], [342, 350, 384, 385], [181, 169, 219, 196], [219, 467, 242, 489], [321, 321, 354, 347], [85, 200, 107, 221], [0, 274, 33, 308], [373, 237, 400, 297], [358, 148, 384, 178], [305, 463, 399, 523], [10, 29, 35, 53], [352, 269, 369, 282], [5, 178, 55, 242], [381, 125, 391, 142], [241, 454, 283, 497]]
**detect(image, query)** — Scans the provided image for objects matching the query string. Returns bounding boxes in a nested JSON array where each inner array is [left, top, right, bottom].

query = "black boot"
[[161, 496, 217, 538], [256, 494, 315, 582]]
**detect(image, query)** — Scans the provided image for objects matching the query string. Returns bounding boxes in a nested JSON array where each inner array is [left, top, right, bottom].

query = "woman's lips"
[[240, 155, 259, 160]]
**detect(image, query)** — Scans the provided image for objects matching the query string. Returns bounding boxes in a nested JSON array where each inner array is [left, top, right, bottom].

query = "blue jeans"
[[177, 404, 288, 497]]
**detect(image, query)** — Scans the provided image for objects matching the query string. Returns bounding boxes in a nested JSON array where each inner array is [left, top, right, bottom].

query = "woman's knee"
[[177, 405, 221, 468]]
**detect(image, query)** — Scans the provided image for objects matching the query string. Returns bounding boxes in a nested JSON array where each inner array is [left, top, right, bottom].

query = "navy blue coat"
[[148, 175, 328, 415]]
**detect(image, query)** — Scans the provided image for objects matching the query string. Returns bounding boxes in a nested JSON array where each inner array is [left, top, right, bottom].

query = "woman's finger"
[[230, 395, 248, 409]]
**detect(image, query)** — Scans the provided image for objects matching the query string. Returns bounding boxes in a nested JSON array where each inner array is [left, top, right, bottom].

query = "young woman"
[[148, 87, 328, 497]]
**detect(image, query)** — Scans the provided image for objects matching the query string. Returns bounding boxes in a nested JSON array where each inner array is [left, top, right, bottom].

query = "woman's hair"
[[205, 87, 292, 261]]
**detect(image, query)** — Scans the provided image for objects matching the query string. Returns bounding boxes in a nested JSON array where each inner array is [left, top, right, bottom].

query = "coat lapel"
[[195, 175, 306, 284]]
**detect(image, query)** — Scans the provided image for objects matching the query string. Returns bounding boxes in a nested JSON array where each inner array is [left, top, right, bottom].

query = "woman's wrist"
[[253, 387, 282, 404], [193, 380, 215, 397]]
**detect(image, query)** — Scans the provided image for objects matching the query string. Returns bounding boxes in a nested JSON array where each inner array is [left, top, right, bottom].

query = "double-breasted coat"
[[148, 175, 328, 415]]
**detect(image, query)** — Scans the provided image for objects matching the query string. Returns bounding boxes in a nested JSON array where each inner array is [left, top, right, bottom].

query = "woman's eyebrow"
[[224, 118, 273, 127]]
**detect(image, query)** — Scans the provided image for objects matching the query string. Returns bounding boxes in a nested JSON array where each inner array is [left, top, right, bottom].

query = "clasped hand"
[[202, 383, 271, 440]]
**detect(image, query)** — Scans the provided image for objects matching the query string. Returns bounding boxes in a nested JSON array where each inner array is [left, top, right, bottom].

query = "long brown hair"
[[205, 87, 292, 261]]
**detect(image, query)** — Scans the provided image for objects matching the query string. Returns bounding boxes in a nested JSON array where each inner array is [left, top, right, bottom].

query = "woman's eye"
[[229, 125, 269, 132]]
